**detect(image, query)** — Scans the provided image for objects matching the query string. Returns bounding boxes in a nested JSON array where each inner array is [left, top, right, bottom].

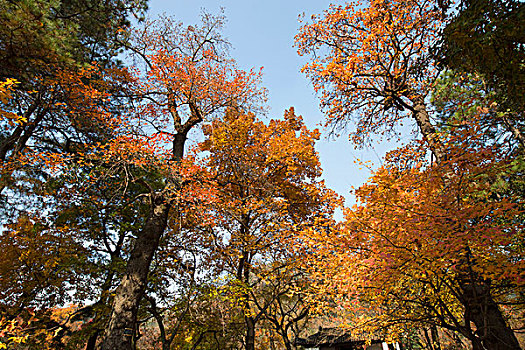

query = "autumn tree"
[[296, 0, 445, 158], [0, 7, 262, 350], [138, 109, 335, 350], [96, 14, 264, 350], [301, 131, 524, 348], [135, 172, 241, 350], [297, 0, 523, 349], [193, 109, 338, 350], [0, 3, 149, 339], [135, 109, 338, 350]]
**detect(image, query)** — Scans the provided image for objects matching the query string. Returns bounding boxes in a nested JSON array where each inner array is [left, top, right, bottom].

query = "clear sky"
[[147, 0, 401, 209]]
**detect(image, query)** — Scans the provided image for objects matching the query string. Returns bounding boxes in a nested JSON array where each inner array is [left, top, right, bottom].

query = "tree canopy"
[[1, 0, 524, 349]]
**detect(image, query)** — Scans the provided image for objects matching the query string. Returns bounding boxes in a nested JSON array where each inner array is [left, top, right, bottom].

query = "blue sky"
[[147, 0, 401, 208]]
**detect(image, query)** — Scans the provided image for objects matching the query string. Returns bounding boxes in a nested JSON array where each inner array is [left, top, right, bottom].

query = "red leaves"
[[296, 0, 444, 145], [300, 118, 524, 338], [129, 14, 265, 148]]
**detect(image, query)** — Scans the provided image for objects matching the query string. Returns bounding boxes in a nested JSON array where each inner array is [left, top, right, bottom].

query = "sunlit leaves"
[[127, 14, 266, 159], [296, 0, 444, 145], [300, 122, 524, 340], [174, 109, 340, 349]]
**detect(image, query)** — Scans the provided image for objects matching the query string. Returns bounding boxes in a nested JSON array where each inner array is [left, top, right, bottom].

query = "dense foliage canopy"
[[0, 0, 523, 349]]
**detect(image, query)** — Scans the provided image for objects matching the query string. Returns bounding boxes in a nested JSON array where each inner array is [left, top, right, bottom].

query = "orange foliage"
[[296, 0, 444, 144], [126, 14, 265, 160], [190, 109, 340, 348], [300, 121, 524, 340]]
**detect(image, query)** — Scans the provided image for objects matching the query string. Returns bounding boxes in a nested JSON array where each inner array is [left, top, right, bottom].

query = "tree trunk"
[[430, 324, 442, 350], [245, 315, 256, 350], [411, 96, 446, 163], [0, 100, 41, 162], [460, 277, 521, 350], [86, 330, 100, 350], [0, 105, 46, 194], [237, 213, 257, 350], [411, 97, 521, 350], [97, 129, 188, 350], [238, 252, 257, 350], [97, 201, 170, 350]]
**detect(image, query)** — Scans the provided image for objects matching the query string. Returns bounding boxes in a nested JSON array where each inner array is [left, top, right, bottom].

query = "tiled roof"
[[295, 327, 383, 347]]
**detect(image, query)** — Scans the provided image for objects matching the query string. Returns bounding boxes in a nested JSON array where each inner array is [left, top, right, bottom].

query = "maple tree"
[[136, 108, 338, 350], [429, 73, 525, 349], [297, 0, 524, 349], [2, 0, 522, 349], [95, 14, 264, 350], [301, 130, 524, 348], [0, 8, 266, 349], [296, 0, 445, 158], [194, 109, 338, 350]]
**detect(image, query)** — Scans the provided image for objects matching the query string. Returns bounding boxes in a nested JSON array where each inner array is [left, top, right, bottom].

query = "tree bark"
[[238, 251, 257, 350], [97, 97, 197, 349], [411, 96, 446, 163], [0, 100, 41, 162], [459, 275, 521, 350], [97, 200, 170, 350], [237, 213, 257, 350], [85, 231, 127, 350], [410, 97, 521, 350], [97, 137, 186, 349], [245, 315, 256, 350]]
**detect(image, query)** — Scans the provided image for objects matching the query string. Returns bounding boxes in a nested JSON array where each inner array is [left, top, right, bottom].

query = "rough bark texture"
[[97, 201, 170, 350], [459, 276, 521, 350], [85, 244, 125, 350], [97, 128, 189, 350], [245, 316, 255, 350], [411, 96, 446, 163], [411, 97, 521, 350]]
